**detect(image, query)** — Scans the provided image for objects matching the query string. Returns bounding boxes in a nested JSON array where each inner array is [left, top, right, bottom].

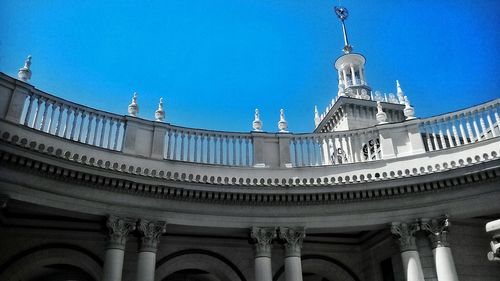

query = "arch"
[[156, 249, 247, 281], [273, 255, 361, 281], [0, 243, 102, 281]]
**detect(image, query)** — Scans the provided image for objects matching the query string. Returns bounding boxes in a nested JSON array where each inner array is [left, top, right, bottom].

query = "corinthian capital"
[[279, 227, 306, 257], [106, 215, 136, 250], [137, 219, 167, 253], [391, 222, 419, 252], [421, 217, 450, 248], [251, 227, 277, 258]]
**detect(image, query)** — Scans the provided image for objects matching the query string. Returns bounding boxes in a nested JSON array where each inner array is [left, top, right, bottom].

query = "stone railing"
[[161, 124, 254, 166], [1, 73, 499, 169], [419, 99, 500, 152], [1, 75, 125, 151]]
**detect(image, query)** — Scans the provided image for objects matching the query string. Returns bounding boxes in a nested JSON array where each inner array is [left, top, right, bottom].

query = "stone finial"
[[137, 219, 167, 253], [396, 80, 405, 104], [128, 92, 139, 117], [279, 227, 305, 257], [376, 101, 388, 124], [403, 96, 416, 120], [251, 227, 277, 258], [314, 106, 321, 127], [18, 55, 32, 82], [155, 97, 165, 122], [278, 109, 288, 133], [252, 108, 262, 131]]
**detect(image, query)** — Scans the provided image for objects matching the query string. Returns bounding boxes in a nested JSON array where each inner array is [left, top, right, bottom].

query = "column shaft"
[[433, 247, 459, 281], [136, 251, 157, 281], [401, 251, 425, 281], [285, 256, 303, 281], [102, 249, 125, 281], [255, 257, 273, 281]]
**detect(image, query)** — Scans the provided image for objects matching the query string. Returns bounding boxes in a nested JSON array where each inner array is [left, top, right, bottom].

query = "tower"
[[314, 6, 406, 133]]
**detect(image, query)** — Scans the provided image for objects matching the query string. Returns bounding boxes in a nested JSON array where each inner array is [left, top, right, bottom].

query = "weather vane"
[[334, 6, 352, 54]]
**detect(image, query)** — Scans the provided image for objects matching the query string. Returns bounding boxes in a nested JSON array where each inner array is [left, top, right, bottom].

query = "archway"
[[155, 249, 247, 281], [273, 255, 361, 281], [0, 243, 102, 281]]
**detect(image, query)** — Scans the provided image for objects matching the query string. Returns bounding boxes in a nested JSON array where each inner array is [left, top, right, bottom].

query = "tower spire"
[[334, 6, 352, 54]]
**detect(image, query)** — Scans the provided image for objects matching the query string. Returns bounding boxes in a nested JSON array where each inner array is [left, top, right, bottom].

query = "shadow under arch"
[[156, 249, 247, 281], [272, 254, 361, 281], [0, 243, 103, 280]]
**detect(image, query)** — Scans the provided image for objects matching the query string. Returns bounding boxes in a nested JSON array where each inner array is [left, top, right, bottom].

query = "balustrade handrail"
[[157, 122, 253, 138], [419, 98, 500, 124]]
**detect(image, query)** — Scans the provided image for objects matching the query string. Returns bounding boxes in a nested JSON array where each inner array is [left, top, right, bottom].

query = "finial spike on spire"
[[403, 96, 416, 120], [18, 55, 32, 82], [155, 97, 165, 122], [334, 6, 353, 54], [396, 80, 405, 104], [376, 101, 388, 124]]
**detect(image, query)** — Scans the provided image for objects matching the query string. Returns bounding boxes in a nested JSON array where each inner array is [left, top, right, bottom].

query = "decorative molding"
[[250, 227, 277, 258], [421, 217, 450, 248], [391, 222, 419, 252], [137, 219, 167, 253], [279, 226, 306, 257], [105, 215, 136, 250]]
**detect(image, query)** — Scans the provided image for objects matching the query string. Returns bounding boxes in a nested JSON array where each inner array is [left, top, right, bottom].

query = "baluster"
[[179, 131, 185, 161], [465, 113, 474, 143], [424, 124, 433, 151], [54, 105, 64, 136], [172, 131, 178, 160], [165, 130, 172, 159], [310, 137, 318, 166], [444, 117, 454, 148], [23, 94, 34, 126], [85, 113, 94, 144], [186, 134, 192, 161], [106, 118, 114, 148], [366, 134, 373, 161], [436, 120, 445, 149], [300, 138, 307, 166], [200, 134, 205, 163], [471, 112, 481, 142], [113, 121, 121, 150], [347, 133, 355, 163], [45, 102, 56, 133], [232, 137, 236, 166], [486, 109, 497, 138], [457, 114, 468, 145], [77, 112, 86, 142], [31, 97, 43, 129], [63, 107, 73, 138], [99, 117, 107, 147], [493, 105, 500, 135], [478, 110, 488, 140], [207, 135, 212, 163], [93, 116, 101, 145], [194, 134, 199, 162], [70, 110, 80, 140], [238, 137, 243, 166], [451, 116, 460, 146], [246, 138, 251, 166], [330, 136, 337, 164], [39, 99, 50, 131], [224, 137, 229, 165], [318, 137, 325, 165], [293, 138, 299, 166], [429, 121, 438, 150]]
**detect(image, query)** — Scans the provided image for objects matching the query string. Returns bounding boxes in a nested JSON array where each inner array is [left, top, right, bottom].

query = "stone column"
[[251, 227, 277, 281], [102, 215, 136, 281], [350, 64, 357, 85], [422, 218, 459, 281], [391, 222, 425, 281], [279, 227, 306, 281], [135, 219, 167, 281]]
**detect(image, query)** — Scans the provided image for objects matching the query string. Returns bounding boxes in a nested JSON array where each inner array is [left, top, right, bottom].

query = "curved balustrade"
[[19, 88, 125, 151], [290, 128, 380, 167], [419, 99, 500, 152], [161, 124, 254, 166]]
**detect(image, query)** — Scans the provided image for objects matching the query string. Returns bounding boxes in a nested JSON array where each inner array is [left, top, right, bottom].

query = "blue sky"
[[1, 0, 499, 132]]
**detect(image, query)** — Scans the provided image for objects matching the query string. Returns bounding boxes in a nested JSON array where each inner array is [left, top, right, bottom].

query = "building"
[[0, 5, 499, 281]]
